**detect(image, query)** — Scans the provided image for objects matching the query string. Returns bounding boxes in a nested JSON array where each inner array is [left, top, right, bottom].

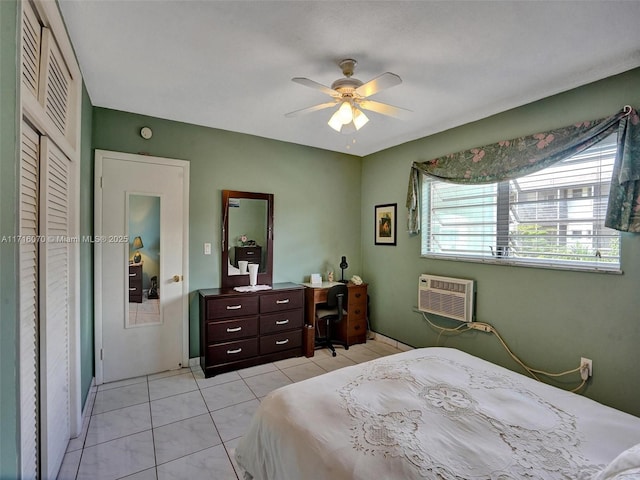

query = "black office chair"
[[315, 284, 349, 357]]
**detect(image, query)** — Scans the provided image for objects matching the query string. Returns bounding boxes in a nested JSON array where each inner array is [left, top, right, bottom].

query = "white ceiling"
[[58, 1, 640, 157]]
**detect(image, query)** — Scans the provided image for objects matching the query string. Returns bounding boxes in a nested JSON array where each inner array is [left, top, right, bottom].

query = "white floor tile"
[[242, 370, 293, 398], [273, 355, 311, 369], [156, 445, 237, 480], [237, 362, 277, 378], [154, 413, 221, 465], [98, 376, 147, 392], [85, 403, 151, 447], [56, 449, 81, 480], [77, 430, 155, 480], [147, 367, 191, 382], [200, 379, 256, 412], [194, 370, 242, 389], [210, 399, 260, 442], [119, 467, 157, 480], [93, 382, 149, 415], [150, 390, 208, 428], [148, 372, 198, 401], [312, 354, 357, 372], [281, 362, 327, 382]]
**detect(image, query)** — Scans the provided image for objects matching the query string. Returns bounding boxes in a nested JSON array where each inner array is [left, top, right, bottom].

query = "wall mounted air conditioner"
[[418, 274, 475, 322]]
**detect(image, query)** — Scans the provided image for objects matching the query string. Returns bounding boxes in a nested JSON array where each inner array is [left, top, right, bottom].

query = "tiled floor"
[[57, 340, 404, 480]]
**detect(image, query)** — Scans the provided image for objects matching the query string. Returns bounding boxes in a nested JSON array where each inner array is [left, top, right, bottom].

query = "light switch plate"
[[204, 243, 211, 255]]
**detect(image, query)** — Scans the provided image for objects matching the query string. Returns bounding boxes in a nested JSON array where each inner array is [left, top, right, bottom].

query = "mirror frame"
[[221, 190, 274, 288]]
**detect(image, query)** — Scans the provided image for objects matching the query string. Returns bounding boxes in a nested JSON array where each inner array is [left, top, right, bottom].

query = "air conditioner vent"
[[418, 274, 475, 322]]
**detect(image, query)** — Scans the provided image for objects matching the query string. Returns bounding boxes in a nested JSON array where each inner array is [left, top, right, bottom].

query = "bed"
[[235, 347, 640, 480]]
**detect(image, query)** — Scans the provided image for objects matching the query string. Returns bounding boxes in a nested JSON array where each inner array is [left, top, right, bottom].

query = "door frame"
[[94, 150, 190, 384]]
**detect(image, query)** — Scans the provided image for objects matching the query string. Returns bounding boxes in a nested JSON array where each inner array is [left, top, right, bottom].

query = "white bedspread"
[[235, 347, 640, 480]]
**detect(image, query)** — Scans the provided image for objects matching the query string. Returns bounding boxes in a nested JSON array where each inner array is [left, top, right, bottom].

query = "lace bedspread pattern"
[[338, 355, 601, 479]]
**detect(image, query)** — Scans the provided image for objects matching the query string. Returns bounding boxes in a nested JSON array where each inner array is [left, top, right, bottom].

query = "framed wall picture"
[[375, 203, 397, 246]]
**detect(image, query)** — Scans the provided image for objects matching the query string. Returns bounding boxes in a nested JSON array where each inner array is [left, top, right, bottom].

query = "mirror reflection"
[[221, 190, 273, 288], [127, 194, 161, 327], [228, 197, 268, 275]]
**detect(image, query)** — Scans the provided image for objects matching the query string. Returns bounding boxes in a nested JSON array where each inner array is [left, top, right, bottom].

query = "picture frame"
[[374, 203, 397, 246]]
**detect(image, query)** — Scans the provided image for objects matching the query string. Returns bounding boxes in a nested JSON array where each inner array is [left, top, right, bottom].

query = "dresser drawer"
[[349, 285, 367, 306], [346, 317, 366, 337], [260, 289, 304, 313], [348, 304, 366, 321], [207, 316, 258, 342], [260, 309, 303, 335], [207, 338, 258, 364], [207, 296, 259, 320], [260, 330, 302, 355]]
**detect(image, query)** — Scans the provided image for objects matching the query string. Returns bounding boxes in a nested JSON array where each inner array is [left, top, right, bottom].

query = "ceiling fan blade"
[[358, 100, 411, 119], [285, 101, 337, 118], [355, 72, 402, 98], [291, 77, 340, 97]]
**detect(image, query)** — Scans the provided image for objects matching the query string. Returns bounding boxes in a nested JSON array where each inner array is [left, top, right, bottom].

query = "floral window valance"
[[407, 106, 640, 234]]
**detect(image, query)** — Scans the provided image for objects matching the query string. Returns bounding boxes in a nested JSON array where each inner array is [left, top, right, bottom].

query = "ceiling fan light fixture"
[[352, 108, 369, 130], [337, 101, 353, 124], [328, 110, 344, 132]]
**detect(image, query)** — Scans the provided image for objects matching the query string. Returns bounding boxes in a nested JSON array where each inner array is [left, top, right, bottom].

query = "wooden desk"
[[302, 282, 368, 357]]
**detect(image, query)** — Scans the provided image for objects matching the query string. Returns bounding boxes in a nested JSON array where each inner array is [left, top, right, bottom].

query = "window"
[[421, 135, 620, 271]]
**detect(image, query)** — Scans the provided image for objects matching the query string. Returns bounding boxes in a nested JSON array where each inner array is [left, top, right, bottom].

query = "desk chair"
[[315, 284, 349, 357]]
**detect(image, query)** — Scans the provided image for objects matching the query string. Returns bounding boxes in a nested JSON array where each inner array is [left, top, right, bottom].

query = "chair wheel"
[[332, 351, 337, 357], [345, 345, 349, 351]]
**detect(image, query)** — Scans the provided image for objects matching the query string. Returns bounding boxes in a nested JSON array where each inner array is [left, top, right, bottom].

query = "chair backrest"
[[326, 284, 348, 309]]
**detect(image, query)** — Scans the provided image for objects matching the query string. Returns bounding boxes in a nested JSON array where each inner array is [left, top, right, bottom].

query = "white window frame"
[[420, 137, 621, 274]]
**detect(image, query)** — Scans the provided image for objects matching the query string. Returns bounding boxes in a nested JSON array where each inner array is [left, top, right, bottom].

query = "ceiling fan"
[[285, 59, 410, 134]]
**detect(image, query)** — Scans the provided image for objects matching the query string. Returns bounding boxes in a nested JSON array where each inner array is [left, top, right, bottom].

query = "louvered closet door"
[[19, 122, 40, 480], [39, 137, 71, 479], [39, 29, 71, 138], [21, 0, 41, 100]]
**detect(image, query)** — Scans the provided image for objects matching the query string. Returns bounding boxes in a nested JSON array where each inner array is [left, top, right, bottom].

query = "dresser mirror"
[[221, 190, 273, 288]]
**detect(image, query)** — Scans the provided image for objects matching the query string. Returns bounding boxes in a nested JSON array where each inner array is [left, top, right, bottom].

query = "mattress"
[[235, 347, 640, 480]]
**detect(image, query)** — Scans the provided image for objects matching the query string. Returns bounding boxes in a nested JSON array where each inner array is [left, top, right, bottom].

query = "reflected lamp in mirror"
[[132, 236, 144, 263]]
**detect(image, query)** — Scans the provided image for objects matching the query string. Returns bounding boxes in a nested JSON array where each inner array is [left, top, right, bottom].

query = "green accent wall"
[[92, 109, 363, 357], [80, 84, 94, 406], [0, 0, 19, 476], [362, 68, 640, 417]]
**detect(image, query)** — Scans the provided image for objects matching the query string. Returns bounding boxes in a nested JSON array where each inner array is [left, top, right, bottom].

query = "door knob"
[[173, 275, 181, 283]]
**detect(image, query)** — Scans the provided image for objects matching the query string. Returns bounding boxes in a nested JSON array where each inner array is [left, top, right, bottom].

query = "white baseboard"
[[369, 331, 413, 351], [188, 357, 200, 368]]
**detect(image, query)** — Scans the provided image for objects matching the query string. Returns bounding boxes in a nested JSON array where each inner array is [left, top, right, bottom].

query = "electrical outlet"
[[580, 357, 593, 379]]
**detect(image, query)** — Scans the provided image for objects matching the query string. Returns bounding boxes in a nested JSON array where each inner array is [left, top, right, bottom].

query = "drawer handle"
[[354, 325, 361, 330], [276, 299, 290, 304], [226, 305, 242, 310], [129, 287, 137, 291], [275, 339, 289, 345], [226, 326, 242, 333], [227, 348, 243, 354], [129, 273, 136, 277], [355, 309, 361, 315], [246, 251, 255, 255], [275, 319, 289, 325], [355, 293, 362, 298]]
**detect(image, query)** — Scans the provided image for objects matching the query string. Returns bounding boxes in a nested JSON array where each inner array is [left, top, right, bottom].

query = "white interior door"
[[95, 150, 189, 383]]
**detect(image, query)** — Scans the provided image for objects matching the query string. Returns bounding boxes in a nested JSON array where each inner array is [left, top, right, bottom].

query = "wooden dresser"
[[129, 264, 143, 303], [199, 282, 304, 377]]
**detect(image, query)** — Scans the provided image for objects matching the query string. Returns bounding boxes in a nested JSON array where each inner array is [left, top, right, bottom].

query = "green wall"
[[0, 0, 19, 476], [362, 68, 640, 417], [80, 84, 94, 406], [92, 109, 363, 356]]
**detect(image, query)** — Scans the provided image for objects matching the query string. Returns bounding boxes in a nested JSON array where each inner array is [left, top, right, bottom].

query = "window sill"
[[420, 253, 622, 275]]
